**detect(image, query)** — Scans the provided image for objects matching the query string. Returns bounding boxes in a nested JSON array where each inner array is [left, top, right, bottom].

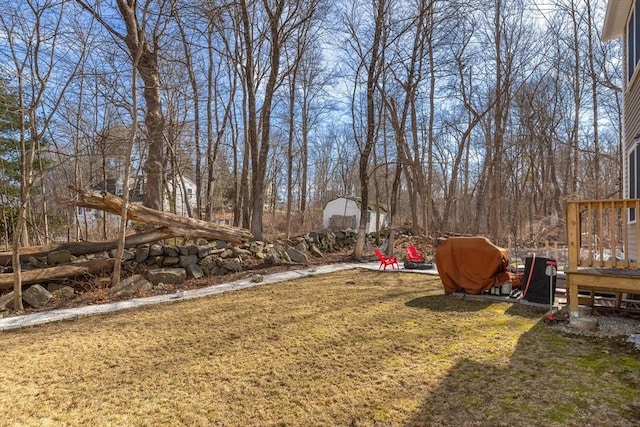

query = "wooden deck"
[[565, 199, 640, 314]]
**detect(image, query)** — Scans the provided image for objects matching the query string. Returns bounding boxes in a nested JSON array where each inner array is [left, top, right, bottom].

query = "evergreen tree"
[[0, 79, 22, 239]]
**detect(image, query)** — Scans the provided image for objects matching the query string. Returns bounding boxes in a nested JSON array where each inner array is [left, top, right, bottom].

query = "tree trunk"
[[586, 0, 600, 198], [176, 8, 202, 218], [0, 259, 115, 290], [250, 0, 286, 242], [569, 0, 581, 196], [116, 0, 165, 211], [285, 72, 297, 239], [112, 49, 138, 286], [62, 187, 253, 243], [354, 0, 387, 261], [0, 227, 194, 266], [300, 98, 309, 228], [238, 0, 258, 233]]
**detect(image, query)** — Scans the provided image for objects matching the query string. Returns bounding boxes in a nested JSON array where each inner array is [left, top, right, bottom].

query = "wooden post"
[[566, 202, 580, 272], [568, 274, 579, 315], [566, 201, 581, 317]]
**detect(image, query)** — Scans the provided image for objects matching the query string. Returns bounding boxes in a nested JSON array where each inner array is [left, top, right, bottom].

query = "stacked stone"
[[0, 229, 363, 311]]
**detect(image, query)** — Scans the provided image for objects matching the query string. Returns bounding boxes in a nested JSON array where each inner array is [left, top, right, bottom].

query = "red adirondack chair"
[[374, 248, 399, 270], [405, 246, 425, 263]]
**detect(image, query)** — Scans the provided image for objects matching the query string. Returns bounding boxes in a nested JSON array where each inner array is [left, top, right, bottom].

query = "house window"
[[629, 146, 640, 222], [636, 2, 640, 66], [115, 183, 124, 196], [629, 8, 634, 81], [628, 0, 640, 83]]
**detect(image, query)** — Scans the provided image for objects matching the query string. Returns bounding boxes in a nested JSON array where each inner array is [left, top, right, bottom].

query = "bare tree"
[[283, 35, 327, 237], [0, 0, 626, 254], [1, 0, 88, 310], [378, 0, 438, 240], [173, 3, 203, 217], [341, 0, 390, 259], [437, 21, 492, 236], [76, 0, 172, 211], [231, 0, 321, 240], [112, 46, 141, 285]]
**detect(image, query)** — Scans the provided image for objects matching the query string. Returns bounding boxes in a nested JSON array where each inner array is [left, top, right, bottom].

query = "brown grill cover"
[[435, 237, 513, 294]]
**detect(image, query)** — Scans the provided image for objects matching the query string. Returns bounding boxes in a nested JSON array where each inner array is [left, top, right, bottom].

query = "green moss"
[[617, 356, 640, 370], [374, 408, 390, 421], [576, 353, 607, 375], [461, 395, 480, 407], [546, 402, 575, 423], [572, 383, 596, 395], [538, 331, 571, 347]]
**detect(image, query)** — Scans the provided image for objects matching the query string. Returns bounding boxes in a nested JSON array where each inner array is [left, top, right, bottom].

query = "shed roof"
[[326, 196, 388, 213]]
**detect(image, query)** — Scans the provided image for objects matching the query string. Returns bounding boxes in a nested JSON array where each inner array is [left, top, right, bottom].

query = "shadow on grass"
[[401, 326, 548, 426], [406, 293, 549, 320], [404, 357, 523, 426], [401, 310, 640, 426]]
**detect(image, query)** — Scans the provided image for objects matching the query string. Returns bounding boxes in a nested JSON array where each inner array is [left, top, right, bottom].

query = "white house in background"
[[89, 175, 197, 217], [81, 176, 146, 225], [164, 176, 197, 216], [323, 196, 388, 234]]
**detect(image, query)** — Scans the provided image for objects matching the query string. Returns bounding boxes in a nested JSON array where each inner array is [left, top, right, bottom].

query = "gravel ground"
[[551, 308, 640, 349]]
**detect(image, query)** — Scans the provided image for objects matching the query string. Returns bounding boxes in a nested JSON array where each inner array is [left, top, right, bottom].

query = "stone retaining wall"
[[0, 229, 363, 311]]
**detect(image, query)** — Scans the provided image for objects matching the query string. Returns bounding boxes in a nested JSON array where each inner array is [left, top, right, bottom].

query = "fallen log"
[[0, 187, 252, 286], [0, 227, 181, 266], [0, 259, 115, 290], [61, 186, 252, 244]]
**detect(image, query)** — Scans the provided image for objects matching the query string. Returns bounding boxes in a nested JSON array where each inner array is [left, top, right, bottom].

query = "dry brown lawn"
[[1, 269, 639, 426]]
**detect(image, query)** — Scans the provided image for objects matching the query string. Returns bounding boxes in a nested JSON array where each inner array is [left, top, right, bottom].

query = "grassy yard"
[[0, 269, 639, 426]]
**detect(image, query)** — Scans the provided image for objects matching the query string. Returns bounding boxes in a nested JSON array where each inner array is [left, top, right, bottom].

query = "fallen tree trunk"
[[61, 186, 253, 243], [0, 187, 252, 286], [0, 227, 181, 266], [0, 259, 115, 290]]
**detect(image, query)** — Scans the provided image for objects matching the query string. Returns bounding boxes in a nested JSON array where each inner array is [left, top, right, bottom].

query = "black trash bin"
[[522, 255, 556, 304]]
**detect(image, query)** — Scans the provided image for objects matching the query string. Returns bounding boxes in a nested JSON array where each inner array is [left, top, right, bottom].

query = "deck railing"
[[566, 199, 640, 271]]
